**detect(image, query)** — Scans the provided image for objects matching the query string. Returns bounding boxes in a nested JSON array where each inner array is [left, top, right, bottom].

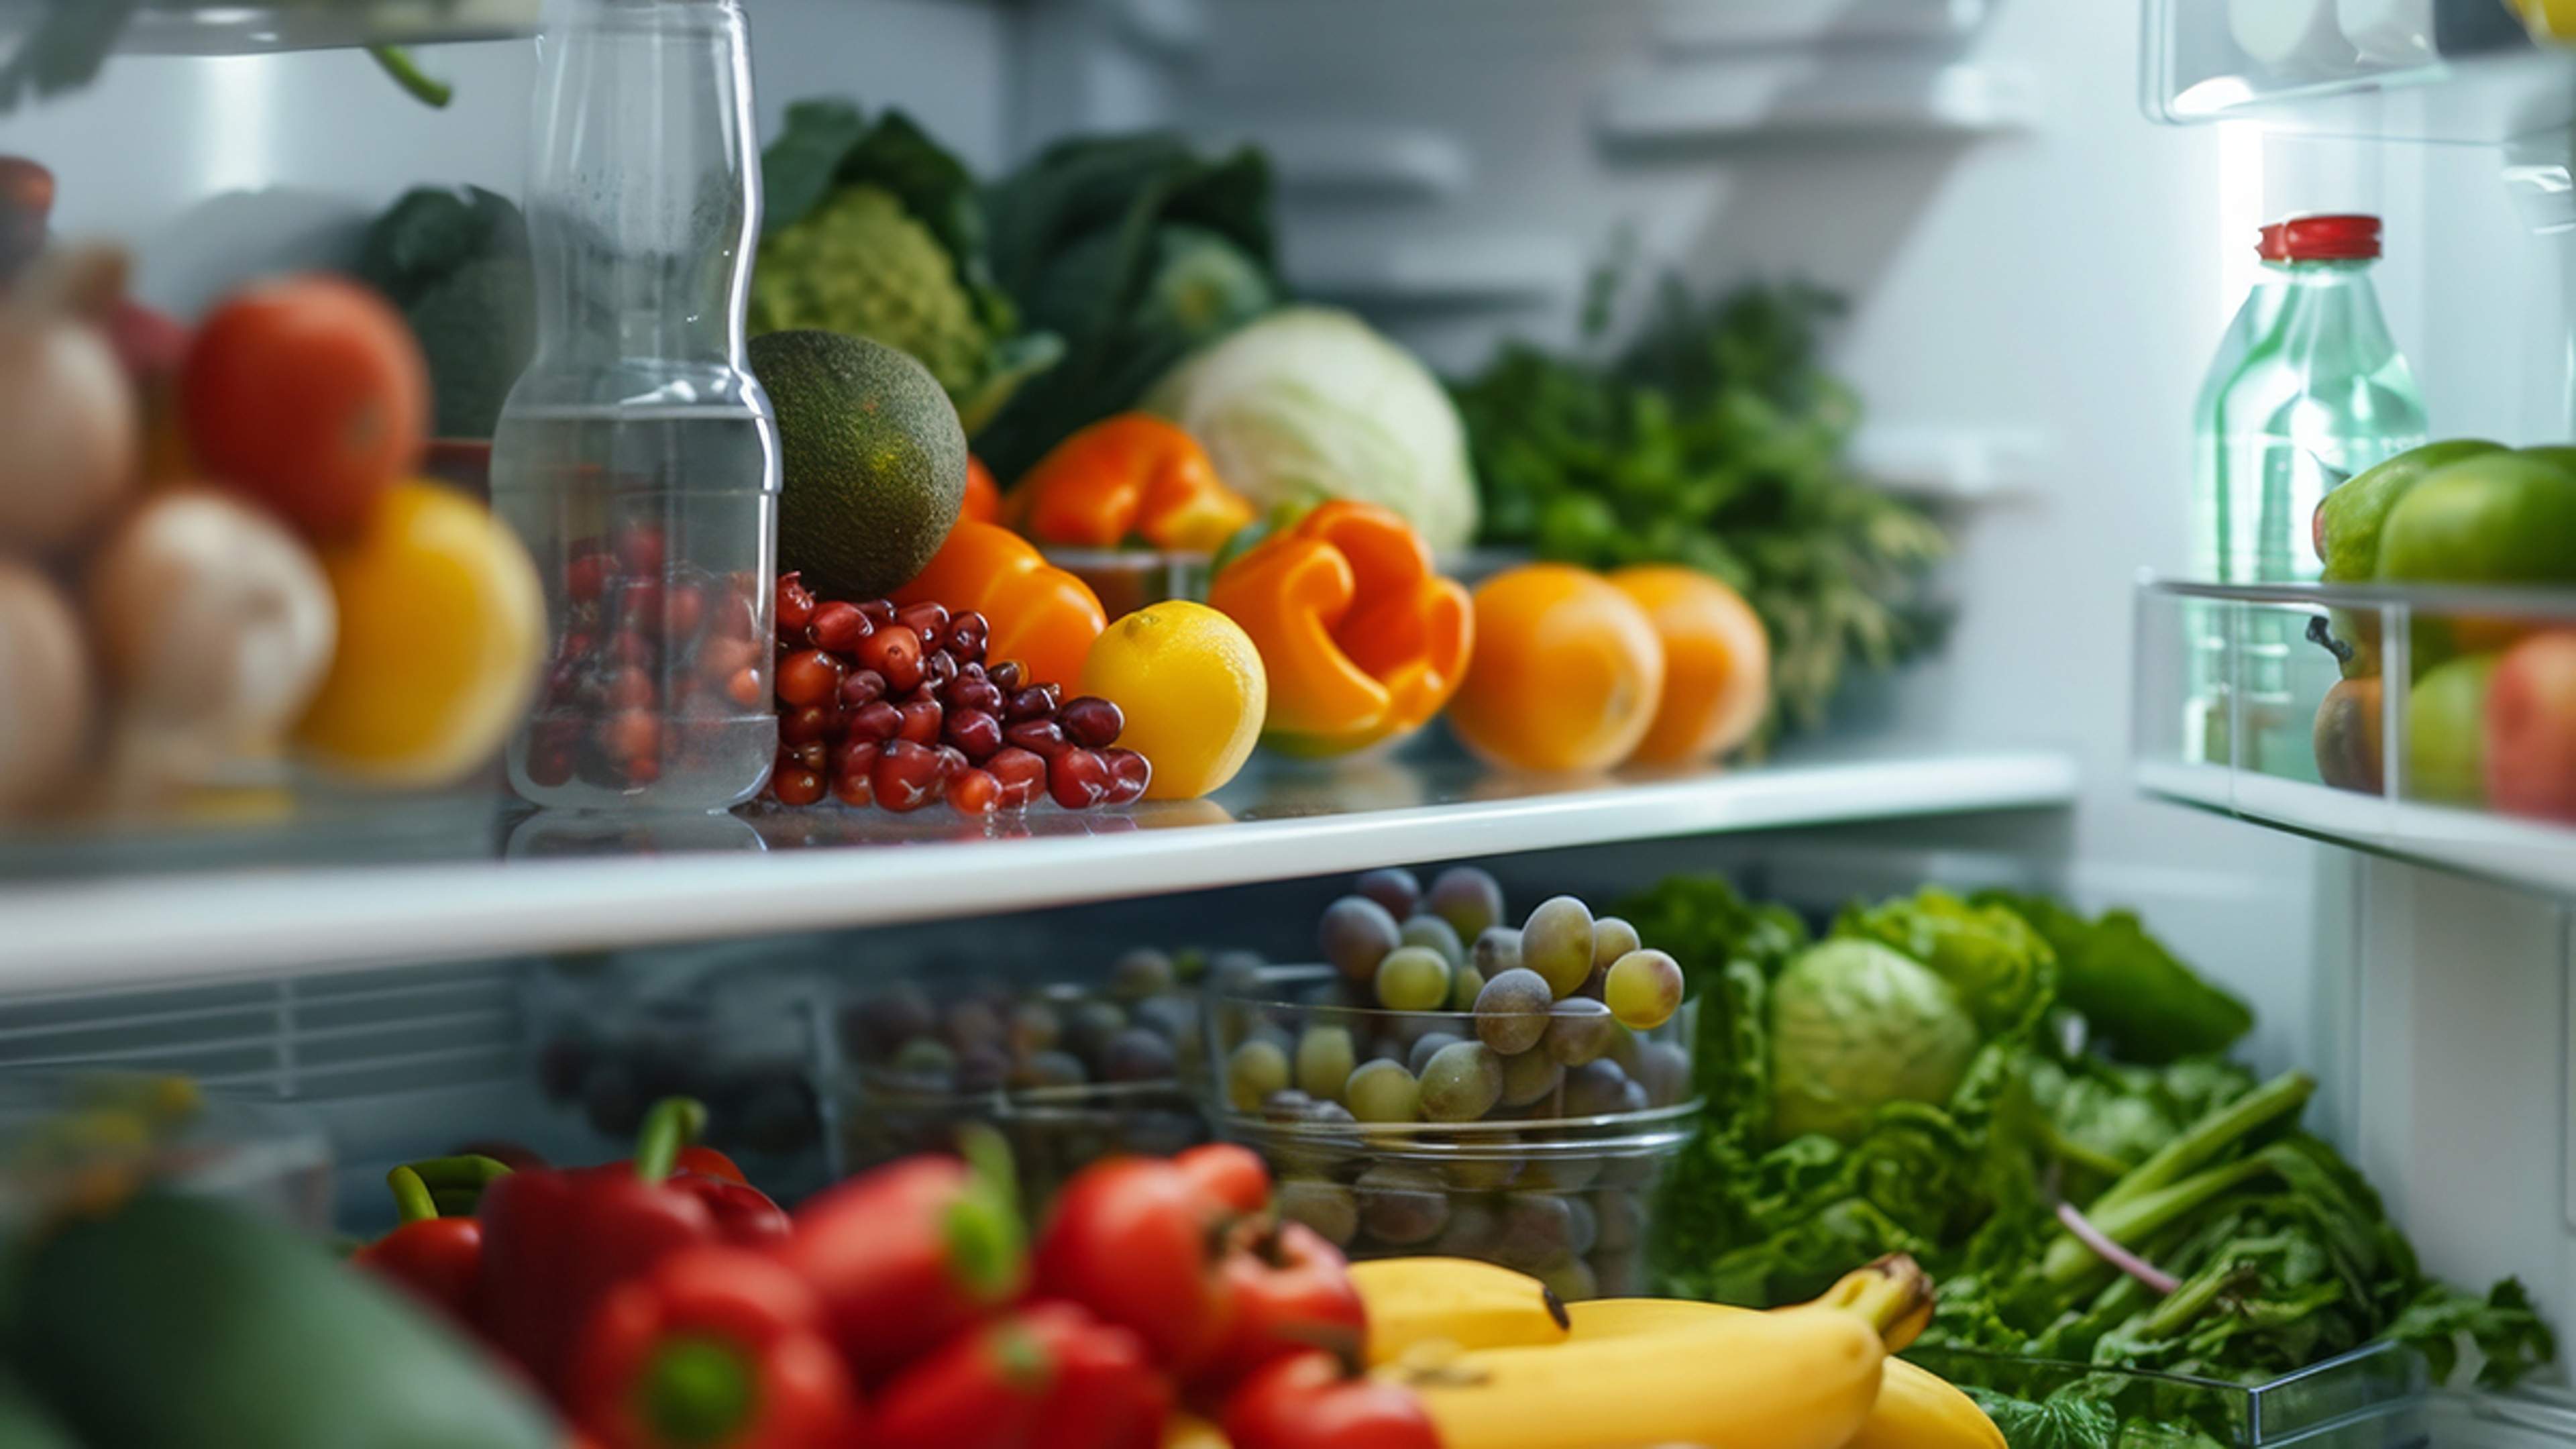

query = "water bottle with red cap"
[[2186, 213, 2425, 771]]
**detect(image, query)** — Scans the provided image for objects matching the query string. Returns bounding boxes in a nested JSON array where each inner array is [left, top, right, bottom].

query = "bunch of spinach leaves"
[[1626, 873, 2554, 1448], [1452, 280, 1949, 744]]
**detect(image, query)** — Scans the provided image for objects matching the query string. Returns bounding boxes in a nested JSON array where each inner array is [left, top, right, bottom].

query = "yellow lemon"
[[296, 479, 545, 787], [1079, 600, 1267, 800]]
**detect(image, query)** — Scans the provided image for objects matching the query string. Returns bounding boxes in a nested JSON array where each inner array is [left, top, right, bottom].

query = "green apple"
[[2516, 443, 2576, 478], [2314, 439, 2504, 582], [2406, 652, 2500, 806], [2378, 451, 2576, 584]]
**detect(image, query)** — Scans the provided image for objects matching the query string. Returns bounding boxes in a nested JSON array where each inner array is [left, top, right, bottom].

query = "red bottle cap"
[[2257, 215, 2382, 262]]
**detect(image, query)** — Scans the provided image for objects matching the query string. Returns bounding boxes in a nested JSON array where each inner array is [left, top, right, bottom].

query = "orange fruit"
[[1448, 564, 1664, 774], [294, 479, 544, 786], [1079, 601, 1267, 800], [1609, 566, 1770, 765], [181, 274, 427, 542]]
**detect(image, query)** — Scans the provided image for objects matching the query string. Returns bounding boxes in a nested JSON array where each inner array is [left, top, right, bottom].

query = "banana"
[[1390, 1297, 1887, 1449], [1348, 1256, 1571, 1366], [1566, 1297, 2004, 1449]]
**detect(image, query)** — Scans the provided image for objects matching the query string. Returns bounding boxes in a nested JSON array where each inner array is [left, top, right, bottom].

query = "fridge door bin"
[[1909, 1338, 2431, 1447]]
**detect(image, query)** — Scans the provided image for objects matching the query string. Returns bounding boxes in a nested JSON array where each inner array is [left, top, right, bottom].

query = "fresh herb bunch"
[[1453, 279, 1949, 743], [1625, 873, 2555, 1445]]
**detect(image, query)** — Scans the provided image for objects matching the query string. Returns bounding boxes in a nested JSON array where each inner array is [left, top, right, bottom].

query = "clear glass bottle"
[[493, 0, 780, 811], [2187, 213, 2427, 775]]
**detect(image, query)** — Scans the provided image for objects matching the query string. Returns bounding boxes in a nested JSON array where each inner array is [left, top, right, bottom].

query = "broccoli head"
[[749, 184, 990, 397]]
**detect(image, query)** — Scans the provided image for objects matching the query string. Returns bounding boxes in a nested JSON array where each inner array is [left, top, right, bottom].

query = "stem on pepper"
[[635, 1098, 710, 1183], [638, 1334, 756, 1448], [386, 1155, 514, 1222], [366, 45, 452, 107], [943, 1123, 1026, 1301]]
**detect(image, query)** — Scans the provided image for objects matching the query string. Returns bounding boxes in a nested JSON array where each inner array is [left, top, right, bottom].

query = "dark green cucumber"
[[10, 1191, 555, 1449]]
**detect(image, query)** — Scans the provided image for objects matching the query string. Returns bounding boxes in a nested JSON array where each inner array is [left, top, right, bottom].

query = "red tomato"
[[1174, 1142, 1271, 1218], [180, 274, 427, 541], [1034, 1157, 1233, 1372], [1194, 1221, 1366, 1396], [1220, 1351, 1438, 1449]]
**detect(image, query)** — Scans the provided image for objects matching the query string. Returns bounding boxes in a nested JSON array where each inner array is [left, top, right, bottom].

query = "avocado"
[[750, 329, 967, 603], [9, 1192, 555, 1449]]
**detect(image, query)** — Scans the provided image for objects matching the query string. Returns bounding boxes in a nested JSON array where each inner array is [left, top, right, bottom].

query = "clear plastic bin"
[[0, 1073, 334, 1234], [1202, 963, 1700, 1300], [1909, 1339, 2429, 1447], [2142, 0, 2567, 142]]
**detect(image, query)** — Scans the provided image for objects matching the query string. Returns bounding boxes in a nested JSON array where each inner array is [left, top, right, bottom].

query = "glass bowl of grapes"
[[834, 955, 1211, 1216], [1200, 867, 1702, 1301]]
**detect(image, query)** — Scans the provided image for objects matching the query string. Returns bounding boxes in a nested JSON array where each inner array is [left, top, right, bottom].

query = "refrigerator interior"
[[6, 0, 2576, 1436]]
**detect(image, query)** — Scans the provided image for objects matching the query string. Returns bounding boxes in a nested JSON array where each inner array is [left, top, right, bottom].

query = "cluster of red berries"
[[767, 572, 1150, 815]]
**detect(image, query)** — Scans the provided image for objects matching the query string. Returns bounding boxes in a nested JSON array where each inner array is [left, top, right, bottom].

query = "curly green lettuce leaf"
[[1836, 888, 2059, 1041], [1977, 892, 2252, 1065]]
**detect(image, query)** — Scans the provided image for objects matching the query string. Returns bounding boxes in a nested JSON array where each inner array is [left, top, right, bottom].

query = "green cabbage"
[[1144, 308, 1480, 553], [1768, 938, 1978, 1144]]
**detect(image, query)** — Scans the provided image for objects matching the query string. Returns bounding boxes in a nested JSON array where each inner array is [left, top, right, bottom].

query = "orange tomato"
[[1609, 566, 1770, 765], [180, 275, 427, 542], [1447, 564, 1664, 774], [962, 455, 1002, 527]]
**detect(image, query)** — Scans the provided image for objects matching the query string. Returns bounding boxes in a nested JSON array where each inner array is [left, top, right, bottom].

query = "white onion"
[[0, 557, 92, 813]]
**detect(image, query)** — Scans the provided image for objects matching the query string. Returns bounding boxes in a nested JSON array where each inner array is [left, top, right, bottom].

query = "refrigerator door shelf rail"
[[5, 1, 541, 58], [2135, 576, 2576, 900], [0, 750, 2078, 1000]]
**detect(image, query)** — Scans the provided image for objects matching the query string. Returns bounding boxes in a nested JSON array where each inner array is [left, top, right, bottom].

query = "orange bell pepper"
[[963, 456, 1002, 527], [1206, 500, 1472, 757], [1009, 415, 1256, 553], [896, 521, 1107, 690]]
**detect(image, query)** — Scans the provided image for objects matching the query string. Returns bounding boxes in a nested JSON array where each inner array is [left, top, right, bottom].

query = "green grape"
[[1354, 867, 1422, 919], [892, 1037, 957, 1081], [1589, 916, 1642, 971], [1426, 866, 1506, 940], [1346, 1059, 1423, 1123], [1520, 1154, 1601, 1193], [1497, 1047, 1564, 1109], [1407, 1030, 1466, 1075], [1492, 1193, 1576, 1272], [1473, 968, 1553, 1055], [1436, 1201, 1503, 1258], [1562, 1059, 1644, 1118], [1447, 963, 1485, 1012], [1633, 1041, 1693, 1108], [1295, 1025, 1358, 1104], [1225, 1038, 1291, 1112], [1591, 1189, 1645, 1252], [1356, 1163, 1452, 1246], [1112, 947, 1177, 1000], [1472, 926, 1523, 979], [1374, 946, 1453, 1012], [1519, 896, 1596, 998], [1544, 998, 1615, 1067], [1442, 1145, 1524, 1192], [1398, 913, 1465, 968], [1418, 1040, 1504, 1122], [1277, 1178, 1358, 1247], [1603, 949, 1684, 1030], [1563, 1194, 1600, 1256], [1319, 896, 1402, 983]]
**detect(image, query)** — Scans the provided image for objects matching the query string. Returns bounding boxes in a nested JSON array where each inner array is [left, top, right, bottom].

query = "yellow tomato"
[[1448, 564, 1664, 774], [1079, 600, 1267, 800], [1609, 566, 1771, 765], [295, 479, 544, 786]]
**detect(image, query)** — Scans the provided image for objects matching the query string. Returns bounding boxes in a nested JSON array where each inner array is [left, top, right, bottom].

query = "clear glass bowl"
[[1907, 1339, 2429, 1448], [0, 1073, 334, 1233], [838, 1077, 1208, 1219], [1201, 963, 1702, 1299]]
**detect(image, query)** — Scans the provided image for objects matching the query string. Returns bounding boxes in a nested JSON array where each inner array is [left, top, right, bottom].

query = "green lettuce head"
[[1770, 939, 1979, 1144]]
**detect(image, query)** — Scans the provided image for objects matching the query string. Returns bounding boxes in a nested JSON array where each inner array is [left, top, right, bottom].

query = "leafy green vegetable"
[[1453, 279, 1949, 742], [1770, 939, 1980, 1145], [1964, 1388, 2118, 1449], [751, 100, 1053, 429], [1978, 892, 2253, 1065], [975, 132, 1283, 482], [350, 186, 533, 439], [1639, 869, 2555, 1444]]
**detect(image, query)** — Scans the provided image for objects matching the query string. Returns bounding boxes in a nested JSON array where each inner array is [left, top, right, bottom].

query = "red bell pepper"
[[780, 1126, 1026, 1385], [1193, 1219, 1366, 1395], [351, 1154, 511, 1328], [568, 1244, 862, 1449], [871, 1301, 1169, 1449], [477, 1099, 726, 1398], [1220, 1350, 1439, 1449], [673, 1169, 790, 1246], [1033, 1155, 1235, 1375], [674, 1145, 748, 1185]]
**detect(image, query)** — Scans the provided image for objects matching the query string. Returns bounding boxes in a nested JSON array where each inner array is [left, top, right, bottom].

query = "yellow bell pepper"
[[1207, 500, 1472, 757]]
